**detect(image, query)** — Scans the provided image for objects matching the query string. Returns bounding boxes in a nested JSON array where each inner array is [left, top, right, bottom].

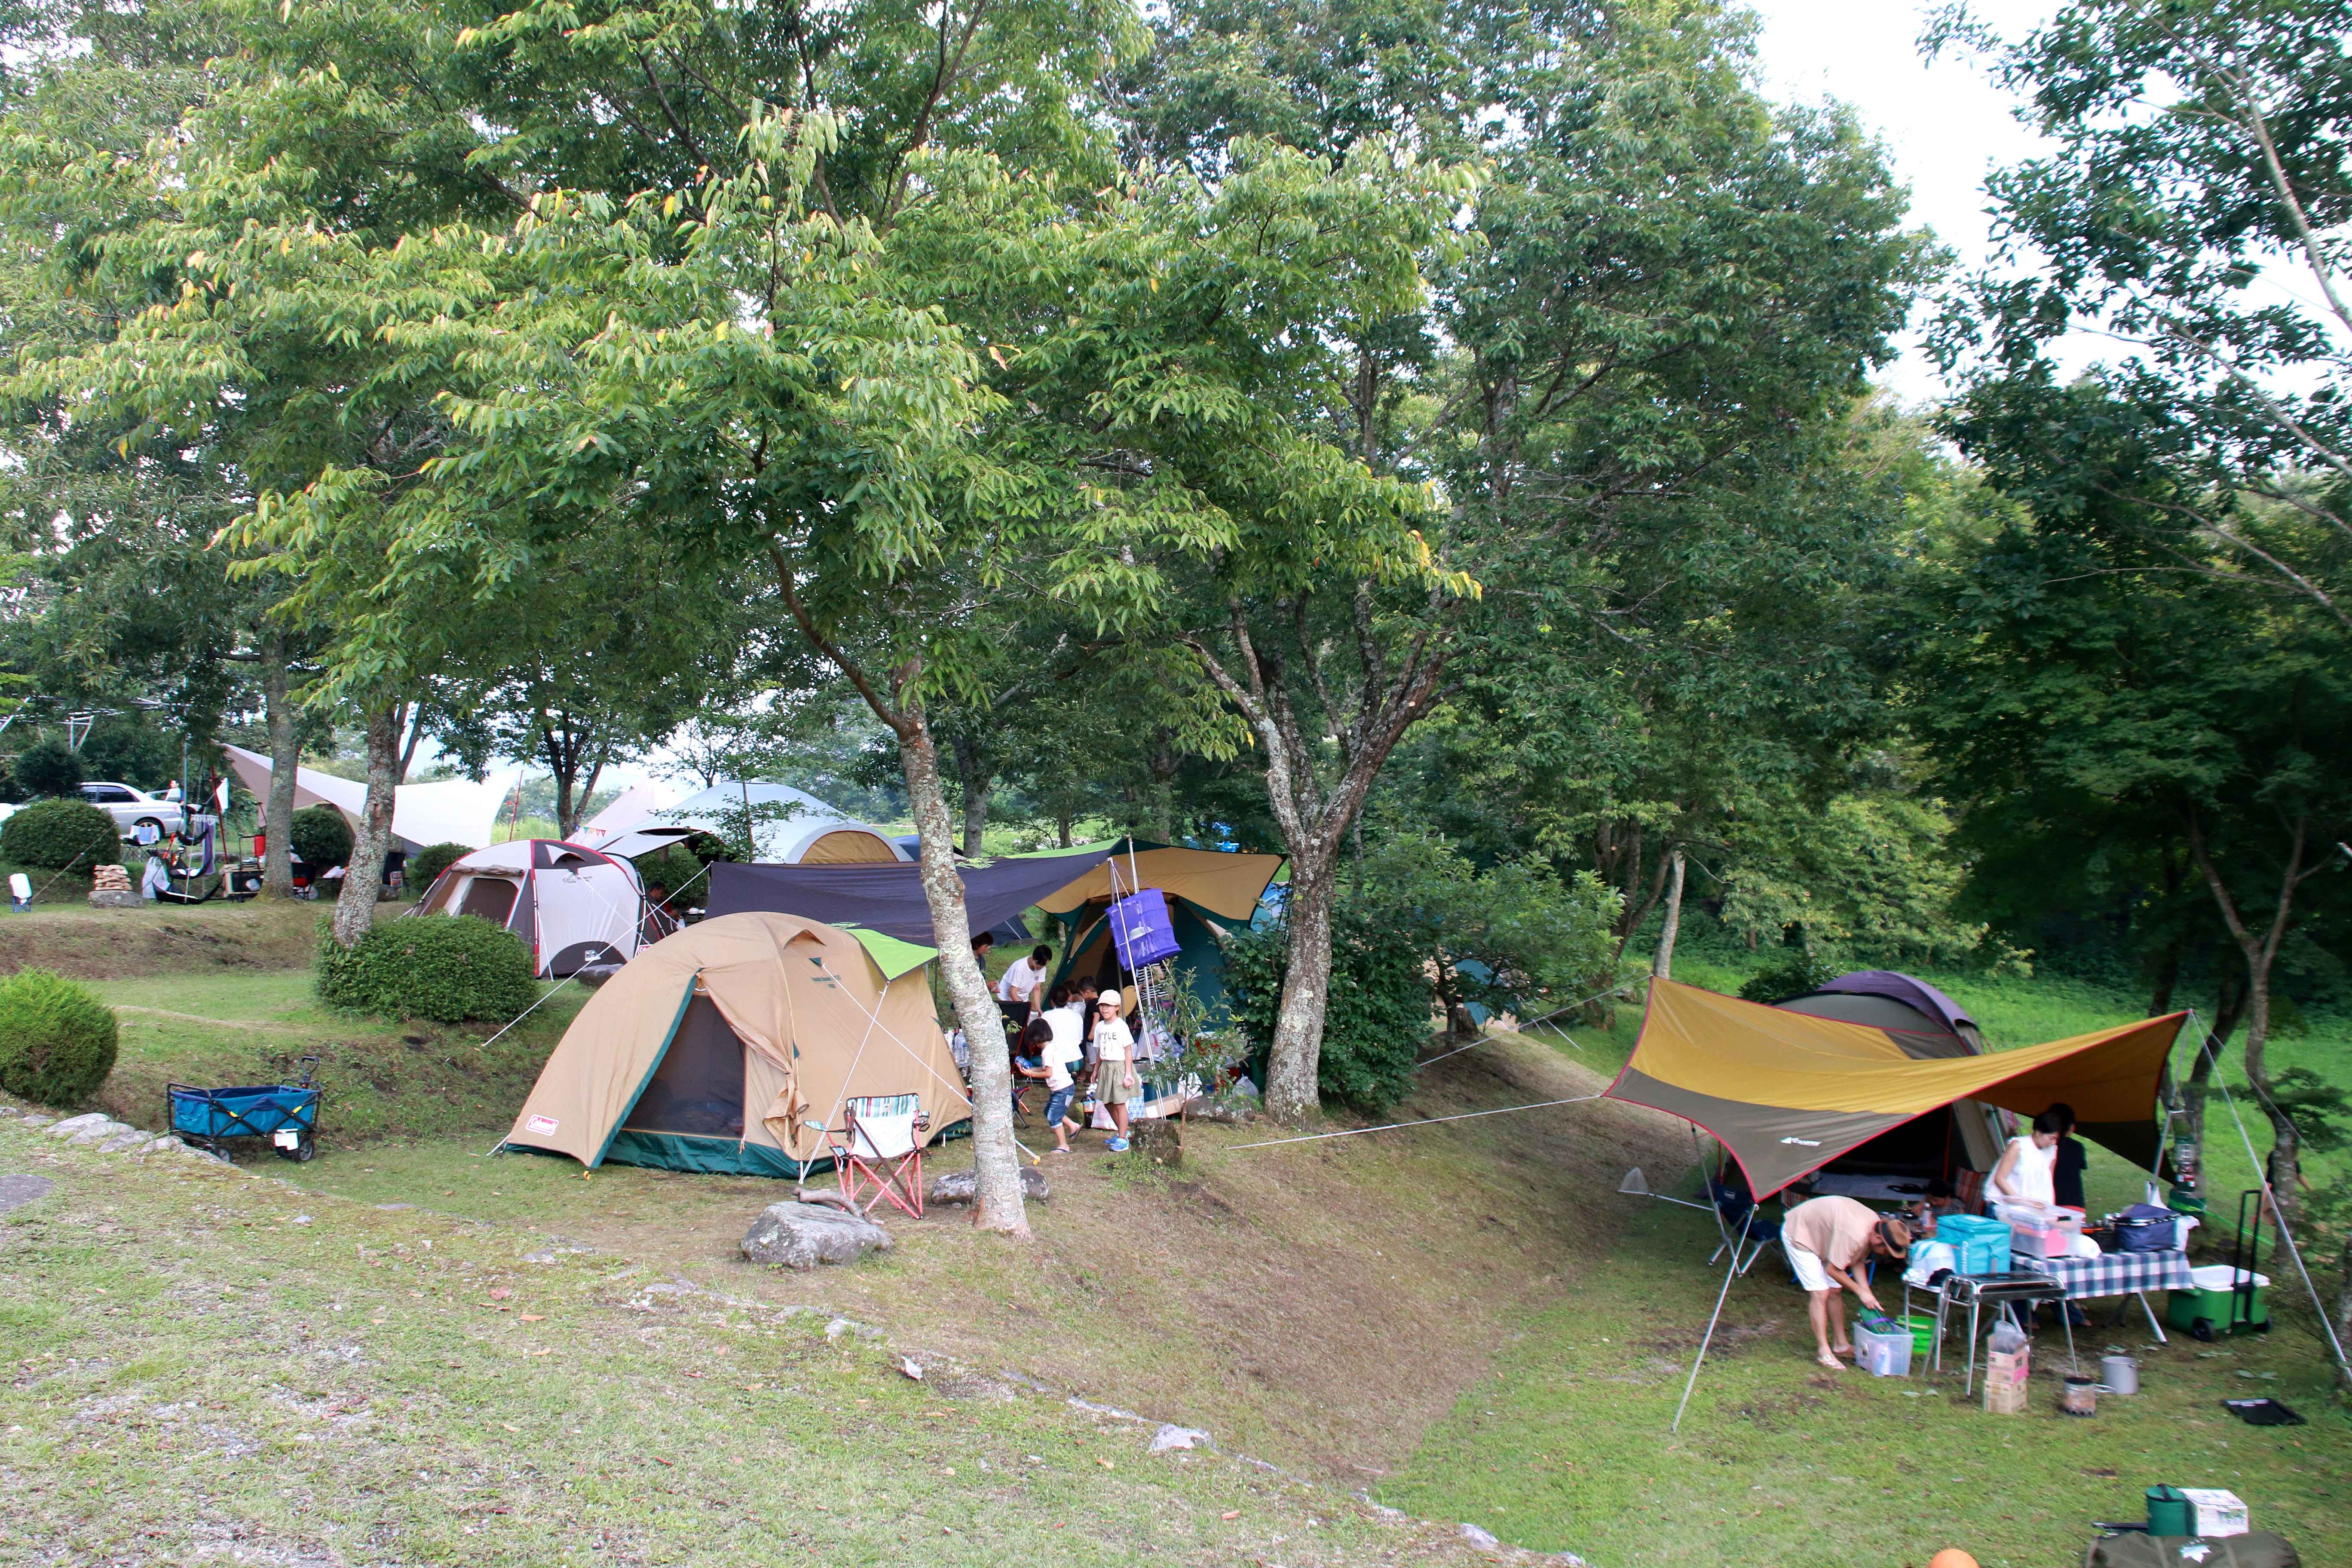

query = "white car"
[[79, 781, 182, 839]]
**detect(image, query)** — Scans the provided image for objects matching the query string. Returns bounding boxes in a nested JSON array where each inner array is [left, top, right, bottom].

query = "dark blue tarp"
[[704, 848, 1115, 944]]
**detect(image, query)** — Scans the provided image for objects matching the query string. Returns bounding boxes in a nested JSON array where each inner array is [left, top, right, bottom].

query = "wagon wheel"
[[276, 1131, 316, 1163]]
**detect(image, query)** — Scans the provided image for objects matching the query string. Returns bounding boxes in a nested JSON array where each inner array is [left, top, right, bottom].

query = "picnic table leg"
[[1963, 1298, 1980, 1398], [2138, 1290, 2168, 1344], [2061, 1296, 2078, 1373]]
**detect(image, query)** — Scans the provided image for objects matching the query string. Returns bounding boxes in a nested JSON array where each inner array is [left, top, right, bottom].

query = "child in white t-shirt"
[[1038, 987, 1087, 1153]]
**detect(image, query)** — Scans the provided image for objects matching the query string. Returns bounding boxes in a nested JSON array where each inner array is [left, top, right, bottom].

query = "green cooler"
[[2167, 1264, 2269, 1334]]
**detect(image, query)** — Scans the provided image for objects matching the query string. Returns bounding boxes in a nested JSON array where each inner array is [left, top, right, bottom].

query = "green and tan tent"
[[1036, 839, 1285, 1023], [499, 911, 966, 1177], [1607, 979, 2187, 1199]]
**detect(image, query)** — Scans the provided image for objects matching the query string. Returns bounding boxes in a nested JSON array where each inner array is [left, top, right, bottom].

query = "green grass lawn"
[[0, 1119, 1488, 1567], [39, 924, 2352, 1565], [1380, 1199, 2349, 1566]]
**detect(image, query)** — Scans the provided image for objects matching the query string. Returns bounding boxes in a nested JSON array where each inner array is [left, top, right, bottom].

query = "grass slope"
[[0, 1118, 1513, 1567], [0, 898, 320, 980], [271, 1035, 1670, 1481], [86, 967, 585, 1142]]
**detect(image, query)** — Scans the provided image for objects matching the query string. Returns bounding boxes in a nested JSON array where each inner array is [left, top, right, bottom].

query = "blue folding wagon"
[[167, 1056, 321, 1162]]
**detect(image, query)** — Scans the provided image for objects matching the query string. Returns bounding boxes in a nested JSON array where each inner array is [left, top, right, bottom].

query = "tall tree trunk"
[[330, 706, 399, 949], [2336, 1233, 2352, 1396], [1179, 589, 1447, 1123], [1651, 847, 1686, 980], [951, 731, 991, 855], [1268, 849, 1338, 1112], [897, 705, 1028, 1236], [261, 647, 300, 900], [2187, 812, 2311, 1235], [2180, 973, 2242, 1183]]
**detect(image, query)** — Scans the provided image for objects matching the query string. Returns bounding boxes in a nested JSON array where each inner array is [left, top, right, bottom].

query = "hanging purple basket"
[[1108, 888, 1182, 970]]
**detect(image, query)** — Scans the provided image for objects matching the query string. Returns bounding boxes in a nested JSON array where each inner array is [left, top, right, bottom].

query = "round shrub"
[[289, 803, 354, 869], [0, 968, 119, 1108], [407, 842, 473, 894], [0, 797, 122, 870], [1737, 949, 1841, 1006], [10, 738, 84, 798], [319, 913, 537, 1023]]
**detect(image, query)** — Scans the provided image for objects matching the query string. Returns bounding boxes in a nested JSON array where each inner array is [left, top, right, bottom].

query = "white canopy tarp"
[[594, 780, 910, 865], [572, 780, 680, 848], [223, 744, 518, 854]]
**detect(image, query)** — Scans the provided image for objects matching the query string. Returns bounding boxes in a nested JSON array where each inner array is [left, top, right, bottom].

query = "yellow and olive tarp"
[[1607, 980, 2186, 1198]]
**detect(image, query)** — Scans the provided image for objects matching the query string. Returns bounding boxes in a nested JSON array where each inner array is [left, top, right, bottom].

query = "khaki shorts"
[[1099, 1062, 1134, 1104]]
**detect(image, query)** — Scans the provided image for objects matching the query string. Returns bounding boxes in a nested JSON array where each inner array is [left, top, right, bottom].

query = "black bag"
[[2083, 1533, 2298, 1568], [2113, 1202, 2178, 1253]]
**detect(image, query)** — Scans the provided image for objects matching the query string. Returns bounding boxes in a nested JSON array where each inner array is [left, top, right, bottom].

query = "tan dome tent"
[[498, 912, 966, 1177]]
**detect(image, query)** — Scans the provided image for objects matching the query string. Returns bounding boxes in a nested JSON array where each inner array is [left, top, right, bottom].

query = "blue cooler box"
[[1936, 1214, 2013, 1276]]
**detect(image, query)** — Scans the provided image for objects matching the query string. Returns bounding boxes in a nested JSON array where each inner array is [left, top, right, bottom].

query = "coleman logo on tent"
[[526, 1115, 559, 1135], [1779, 1136, 1822, 1146]]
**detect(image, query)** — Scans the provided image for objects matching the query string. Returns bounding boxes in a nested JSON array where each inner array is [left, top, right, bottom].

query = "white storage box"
[[2179, 1488, 2248, 1537]]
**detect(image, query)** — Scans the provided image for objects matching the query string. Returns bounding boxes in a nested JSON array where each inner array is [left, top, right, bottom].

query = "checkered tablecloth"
[[2012, 1250, 2196, 1299]]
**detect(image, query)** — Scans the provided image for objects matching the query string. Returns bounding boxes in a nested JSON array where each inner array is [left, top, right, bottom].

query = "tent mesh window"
[[621, 995, 746, 1138], [458, 878, 520, 925]]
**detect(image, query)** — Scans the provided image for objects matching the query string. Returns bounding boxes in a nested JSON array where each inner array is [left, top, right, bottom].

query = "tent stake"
[[1671, 1208, 1752, 1433]]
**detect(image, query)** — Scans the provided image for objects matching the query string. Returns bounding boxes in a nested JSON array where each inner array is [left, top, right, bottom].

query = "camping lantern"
[[1107, 888, 1182, 971]]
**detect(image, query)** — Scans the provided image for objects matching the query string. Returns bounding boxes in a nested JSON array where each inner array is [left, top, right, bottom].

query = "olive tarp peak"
[[1606, 979, 2186, 1199]]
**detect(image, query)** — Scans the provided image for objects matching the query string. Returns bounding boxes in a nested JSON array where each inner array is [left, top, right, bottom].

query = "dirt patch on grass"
[[0, 899, 322, 978]]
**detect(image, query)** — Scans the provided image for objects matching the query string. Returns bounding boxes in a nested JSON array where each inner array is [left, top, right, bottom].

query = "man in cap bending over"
[[1782, 1193, 1911, 1370]]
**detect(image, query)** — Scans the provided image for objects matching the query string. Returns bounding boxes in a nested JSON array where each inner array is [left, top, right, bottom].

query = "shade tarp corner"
[[1607, 979, 2185, 1199]]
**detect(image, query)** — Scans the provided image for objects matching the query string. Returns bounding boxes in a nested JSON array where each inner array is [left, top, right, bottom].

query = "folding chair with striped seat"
[[827, 1094, 929, 1219]]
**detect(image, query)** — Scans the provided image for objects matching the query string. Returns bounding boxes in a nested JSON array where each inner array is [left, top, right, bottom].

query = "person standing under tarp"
[[1092, 989, 1138, 1154], [994, 943, 1051, 1032], [1782, 1194, 1911, 1371]]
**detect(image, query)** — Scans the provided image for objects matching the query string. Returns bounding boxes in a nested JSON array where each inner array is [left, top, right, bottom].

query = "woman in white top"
[[1989, 1109, 2063, 1213]]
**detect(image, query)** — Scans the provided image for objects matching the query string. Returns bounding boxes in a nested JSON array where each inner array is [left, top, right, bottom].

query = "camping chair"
[[827, 1094, 929, 1219], [1706, 1175, 1783, 1277]]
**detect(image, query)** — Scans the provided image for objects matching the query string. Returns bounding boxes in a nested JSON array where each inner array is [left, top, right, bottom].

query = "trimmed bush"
[[0, 797, 121, 870], [0, 968, 119, 1108], [289, 803, 353, 869], [318, 913, 537, 1023], [407, 842, 472, 893], [1220, 912, 1431, 1114], [10, 738, 84, 798]]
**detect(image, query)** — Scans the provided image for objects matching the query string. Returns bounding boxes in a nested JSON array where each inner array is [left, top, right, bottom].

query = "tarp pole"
[[1671, 1208, 1752, 1433], [2201, 1014, 2352, 1392]]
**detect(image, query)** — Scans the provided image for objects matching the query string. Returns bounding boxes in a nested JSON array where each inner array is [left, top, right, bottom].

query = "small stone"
[[98, 1130, 153, 1154], [48, 1113, 113, 1139], [1148, 1424, 1210, 1454], [86, 889, 142, 909], [739, 1201, 891, 1270], [1459, 1522, 1500, 1548], [19, 1115, 54, 1129], [289, 1215, 312, 1226], [897, 1357, 924, 1381], [923, 1167, 1049, 1207], [68, 1120, 136, 1146]]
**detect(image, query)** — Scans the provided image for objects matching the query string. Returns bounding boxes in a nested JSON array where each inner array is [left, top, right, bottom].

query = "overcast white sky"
[[1745, 0, 2061, 404]]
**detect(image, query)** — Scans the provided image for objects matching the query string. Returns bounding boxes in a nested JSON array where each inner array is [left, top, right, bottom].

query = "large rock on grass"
[[740, 1201, 892, 1270], [925, 1167, 1048, 1207]]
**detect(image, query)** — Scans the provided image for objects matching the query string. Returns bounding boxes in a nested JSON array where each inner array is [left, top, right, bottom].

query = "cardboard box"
[[2179, 1488, 2248, 1537], [1983, 1347, 2029, 1414]]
